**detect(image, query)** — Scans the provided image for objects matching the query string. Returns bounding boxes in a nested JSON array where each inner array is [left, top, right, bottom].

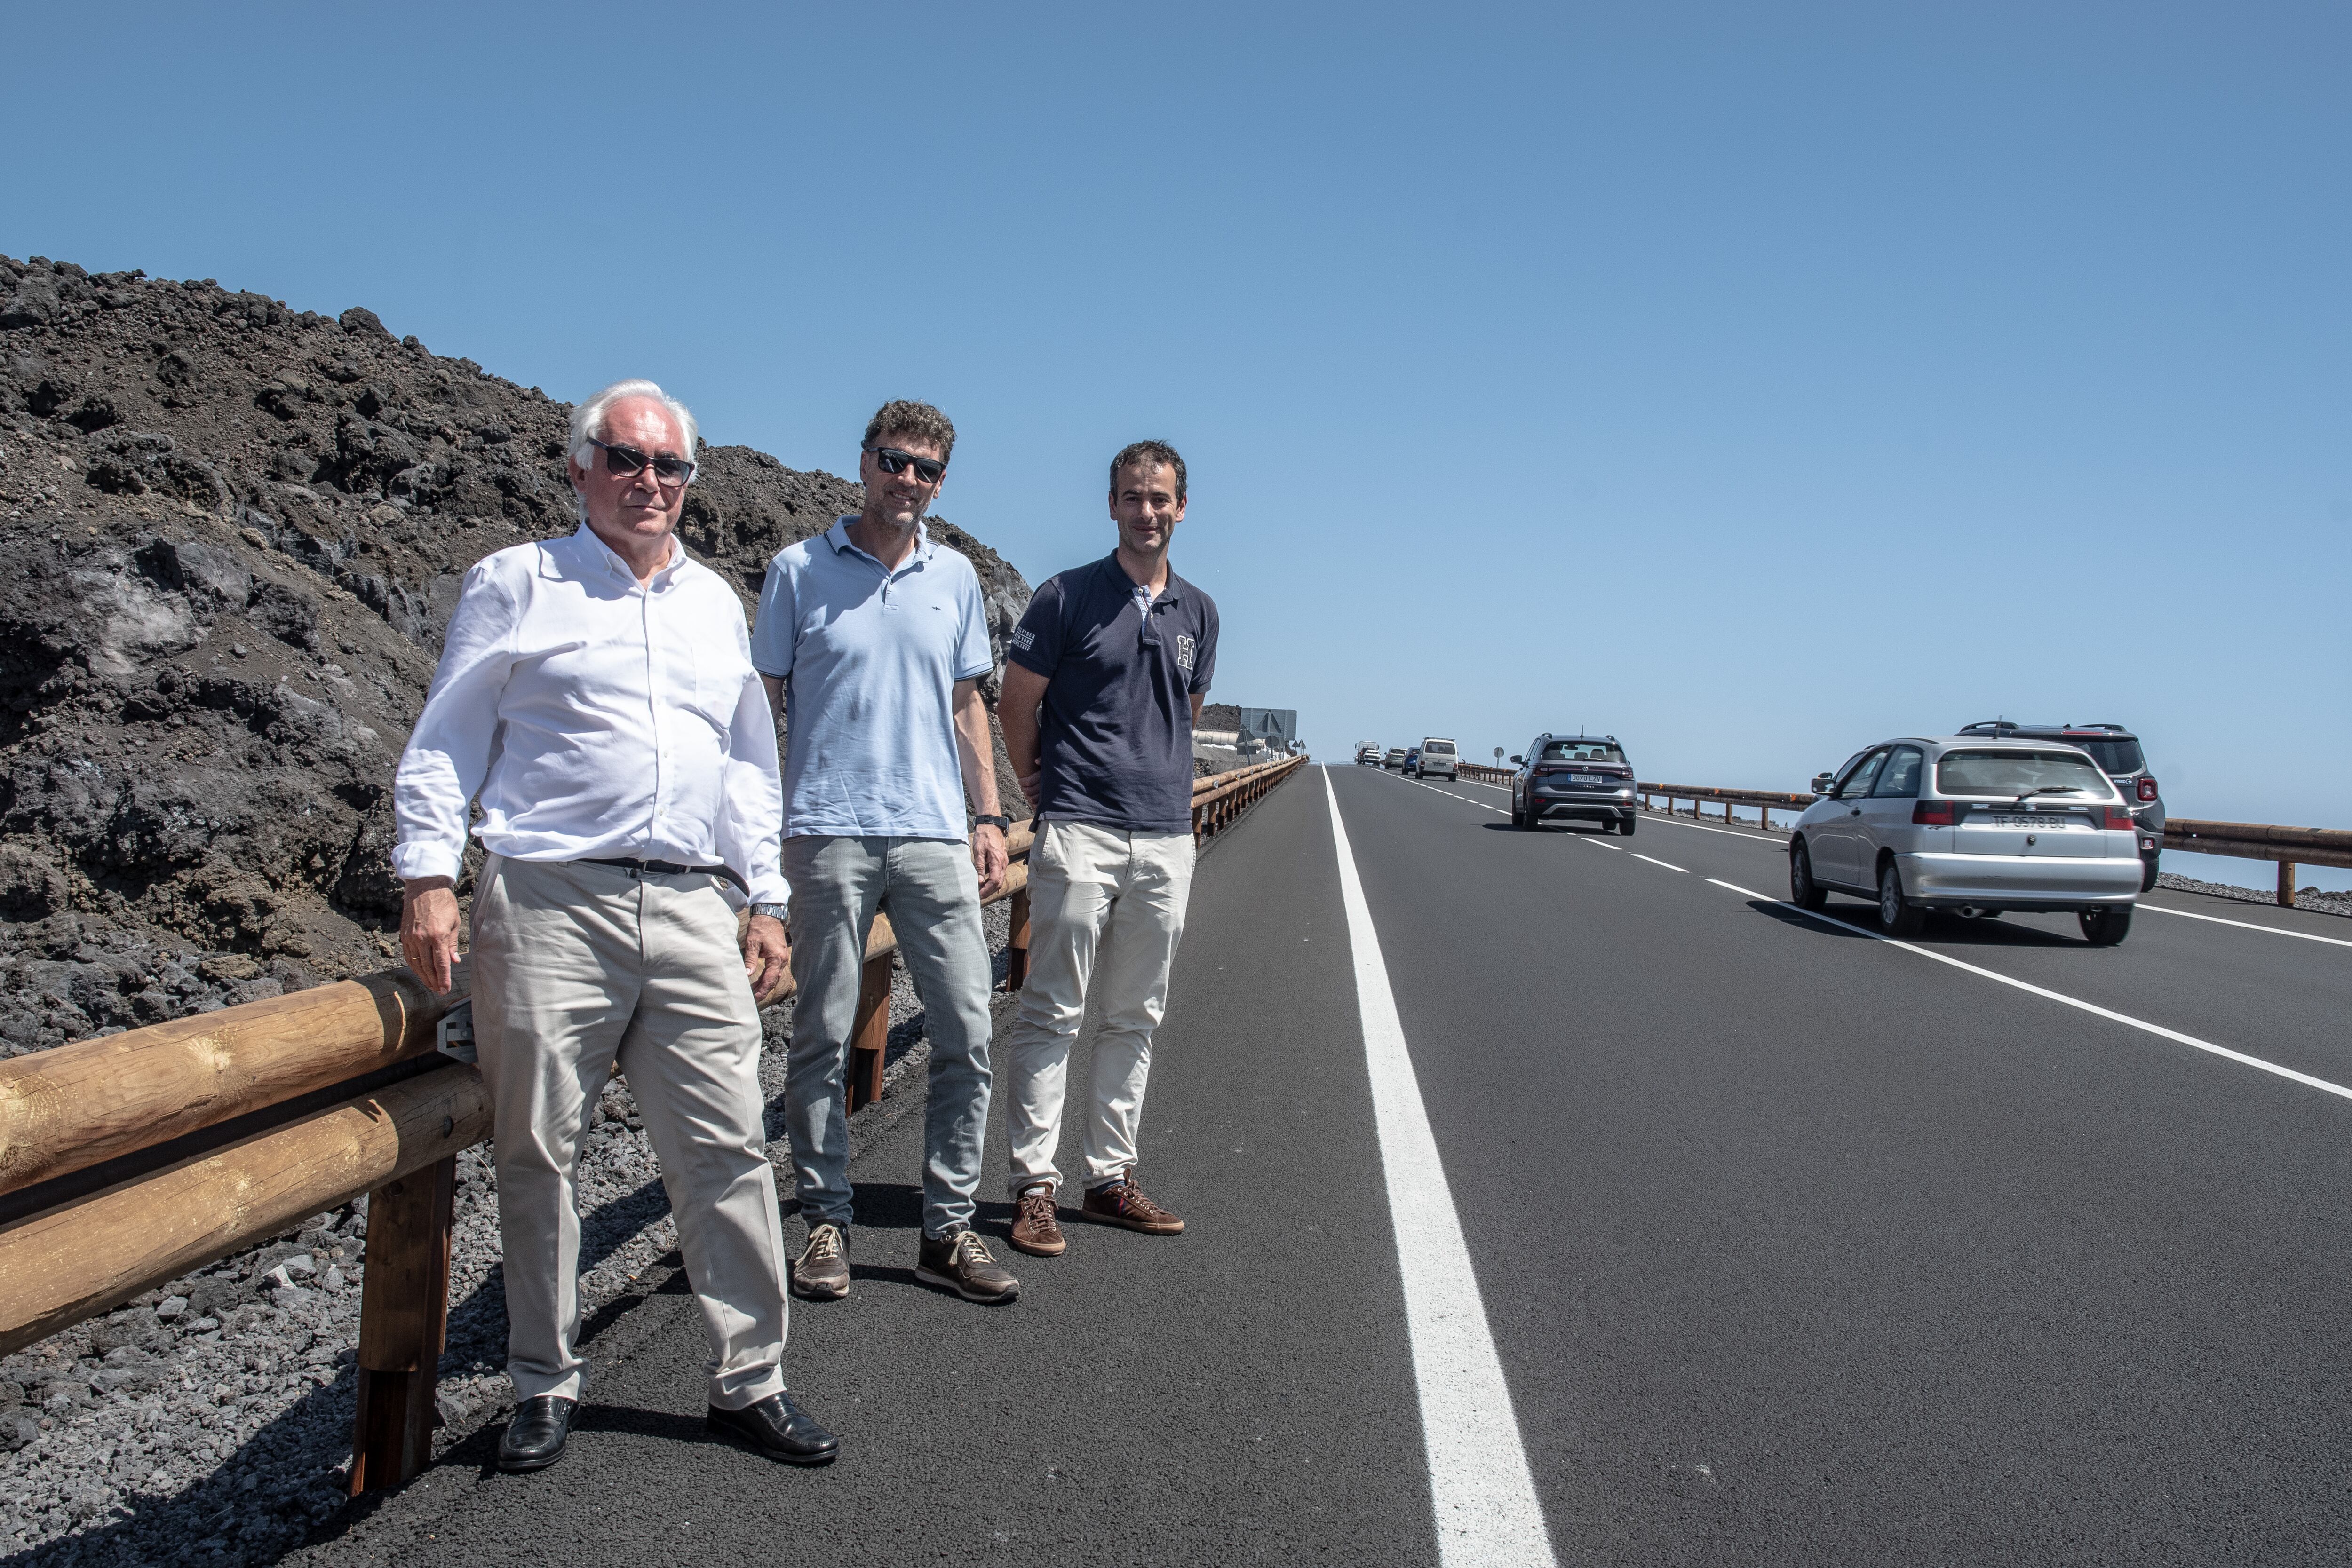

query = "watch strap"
[[972, 813, 1011, 831]]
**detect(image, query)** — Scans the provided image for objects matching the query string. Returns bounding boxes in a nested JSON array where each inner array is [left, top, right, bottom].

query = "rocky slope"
[[0, 253, 1030, 1055]]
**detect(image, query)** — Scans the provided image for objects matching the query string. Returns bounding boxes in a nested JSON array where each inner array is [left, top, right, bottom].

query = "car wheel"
[[1618, 815, 1636, 837], [1877, 859, 1926, 937], [2080, 906, 2133, 946], [1510, 795, 1526, 828], [1789, 838, 1827, 911], [2140, 853, 2160, 893]]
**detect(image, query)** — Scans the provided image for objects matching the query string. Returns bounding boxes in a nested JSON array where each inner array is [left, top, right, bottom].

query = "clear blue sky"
[[10, 2, 2347, 887]]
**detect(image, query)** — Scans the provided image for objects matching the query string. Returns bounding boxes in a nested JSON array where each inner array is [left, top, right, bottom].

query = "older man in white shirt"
[[393, 379, 834, 1473]]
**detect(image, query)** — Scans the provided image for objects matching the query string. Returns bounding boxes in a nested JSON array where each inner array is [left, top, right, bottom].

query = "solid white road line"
[[1323, 770, 1559, 1568], [2137, 902, 2352, 951], [1630, 853, 1690, 873], [1703, 879, 2352, 1104]]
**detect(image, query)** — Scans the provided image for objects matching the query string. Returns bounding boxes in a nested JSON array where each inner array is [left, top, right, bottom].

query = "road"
[[301, 765, 2352, 1566]]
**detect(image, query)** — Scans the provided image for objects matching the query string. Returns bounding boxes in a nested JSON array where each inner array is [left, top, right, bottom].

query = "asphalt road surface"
[[301, 765, 2352, 1566]]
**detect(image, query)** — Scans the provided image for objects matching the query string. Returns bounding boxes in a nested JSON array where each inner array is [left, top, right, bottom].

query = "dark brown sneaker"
[[790, 1223, 849, 1300], [915, 1227, 1020, 1303], [1081, 1172, 1184, 1235], [1008, 1183, 1066, 1257]]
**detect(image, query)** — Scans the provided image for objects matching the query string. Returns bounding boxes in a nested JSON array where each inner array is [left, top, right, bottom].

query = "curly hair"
[[1110, 439, 1185, 501], [863, 399, 956, 461]]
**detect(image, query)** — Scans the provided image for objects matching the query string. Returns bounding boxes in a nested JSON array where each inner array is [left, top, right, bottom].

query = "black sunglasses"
[[587, 436, 696, 488], [866, 445, 946, 484]]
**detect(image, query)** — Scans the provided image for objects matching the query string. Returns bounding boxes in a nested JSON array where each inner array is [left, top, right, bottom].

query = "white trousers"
[[1002, 822, 1195, 1195], [471, 855, 790, 1411]]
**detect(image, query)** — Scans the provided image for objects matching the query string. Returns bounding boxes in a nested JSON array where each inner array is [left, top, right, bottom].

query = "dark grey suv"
[[1509, 734, 1637, 833], [1957, 722, 2163, 890]]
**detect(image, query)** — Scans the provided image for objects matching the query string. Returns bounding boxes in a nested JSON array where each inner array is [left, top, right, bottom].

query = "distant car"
[[1791, 734, 2141, 944], [1356, 744, 1383, 766], [1383, 747, 1408, 770], [1957, 721, 2163, 890], [1509, 734, 1637, 833], [1413, 737, 1459, 780]]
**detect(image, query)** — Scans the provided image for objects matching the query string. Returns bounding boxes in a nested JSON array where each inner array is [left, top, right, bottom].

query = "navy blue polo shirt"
[[1007, 554, 1219, 833]]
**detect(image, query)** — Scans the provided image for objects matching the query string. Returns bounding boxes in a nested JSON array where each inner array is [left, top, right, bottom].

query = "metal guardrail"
[[0, 751, 1309, 1494]]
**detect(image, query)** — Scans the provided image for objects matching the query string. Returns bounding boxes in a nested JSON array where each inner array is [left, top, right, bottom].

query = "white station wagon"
[[1790, 735, 2143, 945]]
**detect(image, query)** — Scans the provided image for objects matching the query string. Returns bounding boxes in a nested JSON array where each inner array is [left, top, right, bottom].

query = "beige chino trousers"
[[471, 855, 790, 1410], [1002, 822, 1196, 1195]]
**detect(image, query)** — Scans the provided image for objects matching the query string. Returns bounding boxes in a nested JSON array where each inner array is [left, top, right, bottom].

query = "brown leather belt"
[[579, 857, 748, 896]]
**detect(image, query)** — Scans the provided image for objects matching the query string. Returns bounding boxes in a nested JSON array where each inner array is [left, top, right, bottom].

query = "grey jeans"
[[782, 835, 995, 1239], [471, 855, 790, 1411]]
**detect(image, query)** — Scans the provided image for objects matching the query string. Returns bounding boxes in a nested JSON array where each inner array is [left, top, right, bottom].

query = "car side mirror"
[[1509, 755, 1523, 765], [1811, 772, 1836, 797]]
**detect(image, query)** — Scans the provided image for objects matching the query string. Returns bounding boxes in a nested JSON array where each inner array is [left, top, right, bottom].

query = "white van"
[[1414, 737, 1458, 780]]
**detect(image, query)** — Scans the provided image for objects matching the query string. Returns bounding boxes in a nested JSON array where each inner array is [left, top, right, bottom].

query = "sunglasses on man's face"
[[866, 446, 946, 484], [587, 436, 696, 488]]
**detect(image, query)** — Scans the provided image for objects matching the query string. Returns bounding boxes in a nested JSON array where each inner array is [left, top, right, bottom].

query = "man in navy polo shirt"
[[996, 439, 1218, 1257], [752, 399, 1020, 1306]]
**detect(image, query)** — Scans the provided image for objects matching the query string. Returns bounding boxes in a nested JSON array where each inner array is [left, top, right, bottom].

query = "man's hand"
[[972, 824, 1007, 901], [1017, 768, 1041, 810], [401, 877, 461, 995], [743, 913, 791, 1005]]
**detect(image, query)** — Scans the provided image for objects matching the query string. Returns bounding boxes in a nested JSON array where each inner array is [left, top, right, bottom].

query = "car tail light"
[[1912, 800, 1957, 825], [2137, 776, 2158, 802], [2102, 807, 2136, 830]]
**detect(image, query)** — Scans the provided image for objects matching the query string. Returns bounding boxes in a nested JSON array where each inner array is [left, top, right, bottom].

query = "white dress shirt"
[[392, 524, 788, 908]]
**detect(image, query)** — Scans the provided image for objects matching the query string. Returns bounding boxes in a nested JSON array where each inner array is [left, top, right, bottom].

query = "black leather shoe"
[[707, 1392, 839, 1465], [497, 1395, 576, 1473]]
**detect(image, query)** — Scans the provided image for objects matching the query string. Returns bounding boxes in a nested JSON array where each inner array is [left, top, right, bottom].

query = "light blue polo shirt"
[[751, 517, 993, 839]]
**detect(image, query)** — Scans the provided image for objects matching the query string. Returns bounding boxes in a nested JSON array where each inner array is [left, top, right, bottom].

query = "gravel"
[[2155, 871, 2352, 919]]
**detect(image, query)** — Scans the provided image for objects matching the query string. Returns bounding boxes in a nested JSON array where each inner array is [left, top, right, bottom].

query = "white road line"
[[1584, 836, 1623, 852], [1382, 771, 1510, 815], [1323, 770, 1559, 1567], [2137, 903, 2352, 950], [1630, 853, 1690, 873], [1703, 879, 2352, 1104], [1639, 811, 1787, 845]]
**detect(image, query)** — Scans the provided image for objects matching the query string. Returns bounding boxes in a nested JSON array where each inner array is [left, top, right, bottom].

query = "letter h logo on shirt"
[[1176, 634, 1195, 673]]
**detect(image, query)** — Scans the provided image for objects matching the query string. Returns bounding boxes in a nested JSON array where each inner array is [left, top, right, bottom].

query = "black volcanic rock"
[[0, 255, 1029, 1051]]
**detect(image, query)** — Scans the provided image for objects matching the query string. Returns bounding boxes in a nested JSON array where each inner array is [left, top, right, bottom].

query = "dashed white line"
[[1584, 836, 1623, 852], [1324, 771, 1559, 1567], [1630, 853, 1689, 873], [1638, 811, 1788, 845], [1703, 879, 2352, 1104], [2137, 903, 2352, 950]]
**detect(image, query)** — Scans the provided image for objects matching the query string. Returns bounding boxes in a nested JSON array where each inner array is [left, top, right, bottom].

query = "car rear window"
[[2070, 737, 2145, 774], [1422, 740, 1455, 753], [1539, 741, 1626, 763], [1936, 750, 2115, 799]]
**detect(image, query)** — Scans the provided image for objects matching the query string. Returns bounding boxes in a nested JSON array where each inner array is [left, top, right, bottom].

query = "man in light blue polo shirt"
[[752, 399, 1019, 1306]]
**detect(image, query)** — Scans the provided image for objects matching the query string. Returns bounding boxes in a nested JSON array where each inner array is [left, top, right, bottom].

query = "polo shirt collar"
[[1103, 551, 1183, 605], [828, 515, 934, 571]]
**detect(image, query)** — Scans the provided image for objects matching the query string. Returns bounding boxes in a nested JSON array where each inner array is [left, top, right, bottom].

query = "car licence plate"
[[1567, 773, 1607, 784], [1982, 814, 2080, 829]]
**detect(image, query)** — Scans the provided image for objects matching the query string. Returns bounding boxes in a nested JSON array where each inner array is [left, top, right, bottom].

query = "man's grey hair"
[[567, 379, 699, 522]]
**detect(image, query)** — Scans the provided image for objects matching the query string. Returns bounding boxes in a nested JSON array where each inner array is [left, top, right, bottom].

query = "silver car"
[[1414, 737, 1459, 780], [1790, 735, 2142, 945]]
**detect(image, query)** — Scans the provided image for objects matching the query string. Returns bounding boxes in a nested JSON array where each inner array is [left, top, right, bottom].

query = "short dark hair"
[[1110, 439, 1185, 502], [863, 399, 956, 461]]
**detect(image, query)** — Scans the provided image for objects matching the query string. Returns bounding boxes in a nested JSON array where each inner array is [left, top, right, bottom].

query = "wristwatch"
[[972, 814, 1011, 832], [749, 902, 789, 921]]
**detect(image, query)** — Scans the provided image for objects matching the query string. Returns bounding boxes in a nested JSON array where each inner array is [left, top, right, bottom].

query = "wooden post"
[[1004, 886, 1032, 992], [846, 950, 891, 1112], [350, 1153, 457, 1495], [2279, 860, 2297, 908], [1759, 805, 1771, 833]]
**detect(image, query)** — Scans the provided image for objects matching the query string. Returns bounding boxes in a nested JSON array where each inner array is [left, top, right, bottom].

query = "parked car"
[[1356, 744, 1383, 766], [1957, 721, 2163, 890], [1413, 737, 1459, 780], [1790, 734, 2141, 944], [1383, 747, 1408, 770], [1508, 734, 1637, 833]]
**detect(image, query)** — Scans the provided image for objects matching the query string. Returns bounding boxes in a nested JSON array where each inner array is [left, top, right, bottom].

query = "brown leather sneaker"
[[1008, 1182, 1066, 1257], [790, 1222, 849, 1300], [1081, 1171, 1184, 1235], [915, 1228, 1020, 1303]]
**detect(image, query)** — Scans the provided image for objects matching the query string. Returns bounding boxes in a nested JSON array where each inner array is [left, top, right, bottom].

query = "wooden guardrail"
[[1456, 762, 1512, 784], [1638, 783, 1817, 833], [0, 748, 1308, 1496]]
